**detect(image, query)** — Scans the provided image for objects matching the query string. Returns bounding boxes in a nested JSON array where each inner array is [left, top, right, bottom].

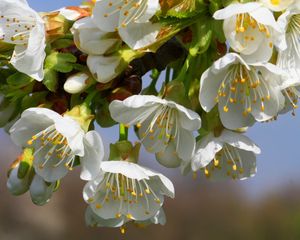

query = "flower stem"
[[165, 67, 171, 84], [119, 124, 128, 141], [83, 89, 98, 107]]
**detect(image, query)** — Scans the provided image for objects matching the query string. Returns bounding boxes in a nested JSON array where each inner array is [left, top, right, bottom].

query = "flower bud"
[[64, 72, 93, 94], [7, 148, 34, 196], [29, 175, 56, 206], [7, 163, 30, 196]]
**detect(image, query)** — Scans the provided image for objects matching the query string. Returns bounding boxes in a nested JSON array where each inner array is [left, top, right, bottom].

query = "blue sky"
[[19, 0, 300, 197]]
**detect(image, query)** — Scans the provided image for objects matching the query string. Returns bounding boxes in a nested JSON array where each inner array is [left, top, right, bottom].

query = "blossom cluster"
[[1, 0, 299, 233]]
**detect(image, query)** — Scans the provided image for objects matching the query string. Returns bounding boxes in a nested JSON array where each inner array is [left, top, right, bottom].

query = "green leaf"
[[52, 39, 74, 49], [43, 69, 58, 92], [45, 52, 77, 73], [7, 72, 33, 87], [21, 91, 48, 110]]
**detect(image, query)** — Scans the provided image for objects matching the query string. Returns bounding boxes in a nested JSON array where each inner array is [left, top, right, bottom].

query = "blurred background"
[[1, 1, 300, 239]]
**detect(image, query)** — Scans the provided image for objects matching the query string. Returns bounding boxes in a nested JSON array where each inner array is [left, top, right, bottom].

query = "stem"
[[119, 124, 128, 141], [84, 89, 98, 107], [165, 67, 171, 84], [176, 54, 192, 83]]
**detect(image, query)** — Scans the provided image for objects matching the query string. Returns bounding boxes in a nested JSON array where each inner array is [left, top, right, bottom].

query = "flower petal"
[[80, 131, 105, 181]]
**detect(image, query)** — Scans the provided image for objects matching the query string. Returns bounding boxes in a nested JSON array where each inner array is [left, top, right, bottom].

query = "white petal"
[[168, 101, 201, 131], [85, 207, 126, 227], [72, 17, 120, 55], [109, 95, 162, 125], [155, 142, 182, 168], [92, 0, 119, 32], [213, 3, 261, 20], [55, 116, 85, 157], [175, 128, 195, 160], [218, 96, 255, 130], [191, 133, 223, 171], [220, 130, 261, 154], [119, 22, 160, 50], [80, 131, 105, 181], [9, 108, 60, 147], [101, 161, 150, 181], [87, 55, 121, 83]]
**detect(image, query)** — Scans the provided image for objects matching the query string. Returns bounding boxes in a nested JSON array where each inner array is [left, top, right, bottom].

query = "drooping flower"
[[213, 2, 283, 63], [199, 53, 286, 130], [0, 0, 46, 80], [109, 95, 201, 161], [191, 129, 261, 180], [92, 0, 161, 49], [260, 0, 295, 11], [83, 160, 174, 222], [9, 106, 104, 182]]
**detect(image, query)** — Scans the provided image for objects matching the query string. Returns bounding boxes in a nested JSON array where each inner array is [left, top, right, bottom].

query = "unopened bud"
[[7, 163, 30, 196], [29, 175, 56, 206], [64, 72, 93, 94]]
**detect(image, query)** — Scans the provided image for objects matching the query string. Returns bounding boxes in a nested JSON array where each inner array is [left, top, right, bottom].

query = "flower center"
[[0, 15, 36, 45], [88, 172, 161, 219], [103, 0, 147, 30], [27, 125, 75, 170], [135, 106, 177, 151], [235, 13, 272, 47], [215, 64, 271, 116], [202, 145, 244, 180]]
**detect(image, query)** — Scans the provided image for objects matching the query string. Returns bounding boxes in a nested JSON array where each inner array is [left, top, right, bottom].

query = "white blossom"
[[191, 130, 261, 180], [0, 0, 46, 80], [199, 53, 286, 130], [92, 0, 161, 49], [10, 108, 104, 182], [83, 161, 174, 222], [213, 2, 283, 63], [109, 95, 201, 161]]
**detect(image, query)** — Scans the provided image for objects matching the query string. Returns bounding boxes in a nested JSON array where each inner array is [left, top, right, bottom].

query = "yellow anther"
[[232, 164, 237, 171], [155, 199, 161, 204], [131, 191, 137, 197], [223, 106, 229, 112], [120, 227, 126, 235], [145, 189, 151, 194], [136, 123, 142, 128], [88, 198, 94, 203], [27, 140, 33, 145], [214, 159, 219, 167], [116, 213, 122, 218], [126, 214, 133, 219], [96, 203, 102, 209]]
